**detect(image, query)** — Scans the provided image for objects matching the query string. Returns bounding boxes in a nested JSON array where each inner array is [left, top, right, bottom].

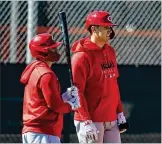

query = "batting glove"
[[82, 120, 99, 143], [117, 112, 129, 133], [62, 86, 80, 110]]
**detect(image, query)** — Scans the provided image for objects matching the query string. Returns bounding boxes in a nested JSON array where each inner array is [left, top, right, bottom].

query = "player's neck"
[[42, 61, 53, 67], [90, 35, 107, 48], [46, 61, 53, 67]]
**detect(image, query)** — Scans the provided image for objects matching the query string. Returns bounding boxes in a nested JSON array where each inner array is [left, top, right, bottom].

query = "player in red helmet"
[[20, 33, 80, 143], [71, 11, 129, 143]]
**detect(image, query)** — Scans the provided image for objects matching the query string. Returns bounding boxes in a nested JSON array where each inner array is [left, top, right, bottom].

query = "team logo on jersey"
[[101, 61, 116, 78], [101, 60, 114, 70]]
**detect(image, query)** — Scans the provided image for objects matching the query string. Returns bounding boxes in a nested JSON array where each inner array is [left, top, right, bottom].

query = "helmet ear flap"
[[109, 27, 115, 39], [38, 51, 48, 57]]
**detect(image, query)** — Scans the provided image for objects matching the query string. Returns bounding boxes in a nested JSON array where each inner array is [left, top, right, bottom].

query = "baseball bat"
[[59, 12, 88, 124], [59, 11, 73, 86]]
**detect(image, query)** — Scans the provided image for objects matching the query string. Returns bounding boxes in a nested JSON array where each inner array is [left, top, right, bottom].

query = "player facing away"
[[20, 33, 80, 143], [71, 11, 129, 143]]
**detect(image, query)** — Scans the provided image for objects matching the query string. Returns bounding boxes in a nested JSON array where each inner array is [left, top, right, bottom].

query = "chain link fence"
[[0, 1, 161, 65], [0, 1, 161, 143]]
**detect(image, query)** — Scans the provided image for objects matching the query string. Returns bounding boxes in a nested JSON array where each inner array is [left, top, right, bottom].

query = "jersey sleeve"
[[117, 99, 124, 113], [72, 52, 91, 120], [112, 48, 119, 77], [39, 73, 71, 113], [112, 48, 124, 113]]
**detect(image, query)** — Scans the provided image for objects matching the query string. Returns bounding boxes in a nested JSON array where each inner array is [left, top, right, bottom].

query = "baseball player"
[[20, 33, 80, 143], [71, 11, 129, 143]]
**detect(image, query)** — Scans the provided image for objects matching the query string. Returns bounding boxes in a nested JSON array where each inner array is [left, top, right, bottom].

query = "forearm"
[[72, 53, 91, 120], [40, 73, 72, 114], [117, 100, 124, 113], [51, 102, 72, 113], [115, 79, 124, 113], [75, 89, 91, 120]]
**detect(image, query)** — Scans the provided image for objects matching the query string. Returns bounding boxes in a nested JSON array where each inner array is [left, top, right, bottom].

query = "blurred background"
[[0, 1, 161, 143]]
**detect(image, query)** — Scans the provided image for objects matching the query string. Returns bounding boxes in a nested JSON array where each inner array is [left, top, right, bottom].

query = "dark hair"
[[87, 25, 93, 34], [87, 25, 99, 34]]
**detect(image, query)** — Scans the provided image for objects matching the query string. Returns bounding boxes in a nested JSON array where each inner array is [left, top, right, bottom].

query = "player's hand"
[[82, 120, 99, 143], [62, 86, 80, 110], [117, 112, 129, 133]]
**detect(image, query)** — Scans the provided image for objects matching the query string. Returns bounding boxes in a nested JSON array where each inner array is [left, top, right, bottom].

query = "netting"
[[0, 1, 161, 142], [0, 1, 161, 65], [0, 1, 28, 63]]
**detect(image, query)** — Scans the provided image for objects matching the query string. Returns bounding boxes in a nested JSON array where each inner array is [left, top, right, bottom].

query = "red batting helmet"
[[29, 33, 61, 62], [85, 11, 117, 29]]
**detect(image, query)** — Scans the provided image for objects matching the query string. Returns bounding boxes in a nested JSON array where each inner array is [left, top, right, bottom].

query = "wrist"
[[83, 120, 92, 126], [118, 112, 124, 116]]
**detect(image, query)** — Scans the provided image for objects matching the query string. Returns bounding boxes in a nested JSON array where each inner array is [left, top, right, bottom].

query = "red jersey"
[[20, 60, 71, 138], [71, 38, 123, 122]]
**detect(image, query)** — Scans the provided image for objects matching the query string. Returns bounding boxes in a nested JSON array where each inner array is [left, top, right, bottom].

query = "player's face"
[[95, 26, 112, 43], [49, 48, 59, 64]]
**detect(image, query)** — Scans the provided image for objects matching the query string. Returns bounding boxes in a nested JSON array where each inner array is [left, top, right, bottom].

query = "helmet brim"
[[86, 22, 117, 30], [46, 41, 62, 49], [100, 22, 117, 27]]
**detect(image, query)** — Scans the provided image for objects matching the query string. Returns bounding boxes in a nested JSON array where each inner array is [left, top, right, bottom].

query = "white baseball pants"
[[22, 132, 60, 143], [74, 120, 121, 143]]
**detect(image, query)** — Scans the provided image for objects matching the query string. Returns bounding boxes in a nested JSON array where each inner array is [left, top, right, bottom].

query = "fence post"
[[26, 0, 38, 64]]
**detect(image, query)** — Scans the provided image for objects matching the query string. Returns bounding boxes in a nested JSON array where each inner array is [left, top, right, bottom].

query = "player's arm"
[[72, 52, 91, 120], [112, 48, 124, 113], [117, 90, 124, 113], [39, 73, 71, 113], [112, 48, 129, 132]]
